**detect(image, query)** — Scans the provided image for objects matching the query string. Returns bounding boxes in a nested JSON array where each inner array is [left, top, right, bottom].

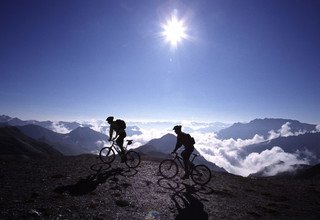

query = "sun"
[[161, 15, 188, 49]]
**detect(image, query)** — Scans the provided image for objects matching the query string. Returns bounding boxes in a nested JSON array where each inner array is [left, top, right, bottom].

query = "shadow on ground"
[[54, 162, 139, 196], [157, 177, 213, 220]]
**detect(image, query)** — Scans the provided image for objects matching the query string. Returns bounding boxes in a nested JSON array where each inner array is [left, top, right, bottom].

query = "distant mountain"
[[1, 116, 26, 126], [249, 162, 320, 180], [18, 125, 108, 155], [248, 161, 310, 177], [137, 133, 176, 153], [0, 115, 142, 136], [135, 133, 227, 172], [64, 127, 108, 152], [217, 118, 316, 140], [17, 124, 75, 154], [0, 115, 12, 123], [0, 126, 62, 158], [241, 132, 320, 165], [0, 115, 81, 132]]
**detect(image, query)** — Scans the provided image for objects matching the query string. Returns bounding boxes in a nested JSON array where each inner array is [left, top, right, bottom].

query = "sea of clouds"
[[194, 122, 318, 176], [52, 120, 319, 177]]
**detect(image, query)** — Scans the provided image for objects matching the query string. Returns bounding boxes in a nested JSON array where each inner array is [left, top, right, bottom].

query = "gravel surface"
[[1, 154, 320, 219]]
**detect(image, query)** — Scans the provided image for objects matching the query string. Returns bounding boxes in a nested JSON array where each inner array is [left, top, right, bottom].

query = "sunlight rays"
[[161, 15, 189, 49]]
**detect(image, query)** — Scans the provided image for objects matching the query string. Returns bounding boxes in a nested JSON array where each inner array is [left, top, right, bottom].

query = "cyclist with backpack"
[[106, 116, 127, 162], [171, 125, 195, 179]]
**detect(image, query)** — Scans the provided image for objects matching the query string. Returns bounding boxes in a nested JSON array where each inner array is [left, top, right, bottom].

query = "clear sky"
[[1, 0, 320, 124]]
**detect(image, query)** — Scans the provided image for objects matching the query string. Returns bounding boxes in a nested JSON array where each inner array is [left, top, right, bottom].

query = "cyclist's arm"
[[172, 139, 182, 153], [109, 125, 114, 141]]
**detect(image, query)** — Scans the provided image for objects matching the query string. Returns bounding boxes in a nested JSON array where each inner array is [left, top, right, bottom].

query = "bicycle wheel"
[[191, 165, 211, 185], [159, 159, 178, 179], [99, 147, 115, 164], [125, 150, 141, 168]]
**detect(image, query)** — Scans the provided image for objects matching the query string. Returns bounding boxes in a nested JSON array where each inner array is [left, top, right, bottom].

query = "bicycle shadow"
[[91, 161, 139, 177], [157, 178, 213, 220], [53, 162, 139, 196]]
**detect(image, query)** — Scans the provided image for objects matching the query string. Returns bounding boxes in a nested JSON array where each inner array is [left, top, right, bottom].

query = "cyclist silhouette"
[[171, 125, 195, 179], [106, 116, 127, 162]]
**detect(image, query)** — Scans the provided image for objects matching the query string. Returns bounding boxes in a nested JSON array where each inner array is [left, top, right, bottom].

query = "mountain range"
[[1, 115, 233, 135], [0, 115, 142, 136], [17, 124, 108, 155], [217, 118, 317, 140], [0, 126, 62, 158], [1, 114, 319, 177]]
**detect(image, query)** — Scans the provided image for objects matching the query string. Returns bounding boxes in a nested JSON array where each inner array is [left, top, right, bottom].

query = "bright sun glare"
[[161, 15, 188, 49]]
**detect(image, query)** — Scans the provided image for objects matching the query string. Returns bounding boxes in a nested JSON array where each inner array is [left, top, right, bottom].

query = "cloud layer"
[[51, 120, 318, 177], [193, 122, 317, 176]]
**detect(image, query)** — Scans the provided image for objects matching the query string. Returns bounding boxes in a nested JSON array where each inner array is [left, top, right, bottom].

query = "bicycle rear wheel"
[[191, 165, 211, 185], [125, 150, 141, 168], [159, 159, 178, 179], [99, 147, 115, 164]]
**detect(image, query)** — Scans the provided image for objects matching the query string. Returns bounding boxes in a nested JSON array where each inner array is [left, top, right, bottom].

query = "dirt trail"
[[1, 154, 320, 219]]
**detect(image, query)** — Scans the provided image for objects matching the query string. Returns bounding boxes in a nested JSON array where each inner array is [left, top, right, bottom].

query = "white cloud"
[[198, 145, 310, 177], [51, 122, 71, 134], [126, 128, 169, 149], [82, 119, 108, 134], [267, 122, 307, 139], [190, 124, 313, 177], [241, 147, 309, 176]]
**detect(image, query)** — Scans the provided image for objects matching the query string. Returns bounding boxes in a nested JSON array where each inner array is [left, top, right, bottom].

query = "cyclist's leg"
[[116, 131, 126, 161], [181, 148, 193, 178]]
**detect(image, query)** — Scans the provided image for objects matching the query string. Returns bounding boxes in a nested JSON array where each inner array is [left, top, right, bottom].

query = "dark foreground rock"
[[1, 154, 320, 219]]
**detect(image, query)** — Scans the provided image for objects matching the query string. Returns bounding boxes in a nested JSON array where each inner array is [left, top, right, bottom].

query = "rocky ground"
[[1, 154, 320, 219]]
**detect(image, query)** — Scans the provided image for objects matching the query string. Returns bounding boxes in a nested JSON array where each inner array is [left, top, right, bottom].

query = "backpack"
[[185, 133, 196, 146], [115, 119, 126, 130]]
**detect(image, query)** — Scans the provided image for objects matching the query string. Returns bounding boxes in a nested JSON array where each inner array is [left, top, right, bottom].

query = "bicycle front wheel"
[[125, 150, 141, 168], [191, 165, 212, 185], [99, 147, 115, 164], [159, 159, 178, 179]]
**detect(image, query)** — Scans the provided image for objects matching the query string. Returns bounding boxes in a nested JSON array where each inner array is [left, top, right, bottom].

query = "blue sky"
[[1, 0, 320, 124]]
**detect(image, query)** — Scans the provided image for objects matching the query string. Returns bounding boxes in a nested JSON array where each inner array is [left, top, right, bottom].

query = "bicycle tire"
[[191, 164, 212, 185], [125, 150, 141, 168], [99, 147, 115, 164], [159, 159, 178, 179]]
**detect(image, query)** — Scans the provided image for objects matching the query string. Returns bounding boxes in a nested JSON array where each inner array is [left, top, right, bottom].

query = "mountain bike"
[[159, 152, 212, 185], [99, 140, 141, 168]]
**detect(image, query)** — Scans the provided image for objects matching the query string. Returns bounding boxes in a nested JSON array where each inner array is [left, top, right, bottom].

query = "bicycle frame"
[[172, 152, 197, 170], [108, 139, 132, 154]]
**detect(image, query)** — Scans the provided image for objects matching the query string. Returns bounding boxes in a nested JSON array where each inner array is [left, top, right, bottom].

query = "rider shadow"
[[91, 160, 139, 177], [53, 161, 138, 196], [157, 178, 213, 220]]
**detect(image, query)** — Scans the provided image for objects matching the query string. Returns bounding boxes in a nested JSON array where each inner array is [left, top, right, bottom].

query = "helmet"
[[106, 116, 114, 123], [173, 125, 182, 131]]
